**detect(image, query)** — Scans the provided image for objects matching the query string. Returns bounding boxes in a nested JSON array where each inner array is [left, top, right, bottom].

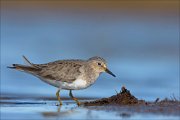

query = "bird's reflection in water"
[[41, 101, 125, 119], [41, 104, 79, 118]]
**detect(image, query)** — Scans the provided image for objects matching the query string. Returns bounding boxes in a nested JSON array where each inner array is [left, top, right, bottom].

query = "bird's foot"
[[76, 101, 81, 106]]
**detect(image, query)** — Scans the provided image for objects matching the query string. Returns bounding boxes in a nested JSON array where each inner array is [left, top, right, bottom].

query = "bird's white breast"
[[38, 74, 89, 90], [61, 79, 87, 90]]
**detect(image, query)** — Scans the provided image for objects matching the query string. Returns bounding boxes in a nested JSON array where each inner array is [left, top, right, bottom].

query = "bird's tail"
[[7, 64, 39, 72], [7, 56, 40, 73]]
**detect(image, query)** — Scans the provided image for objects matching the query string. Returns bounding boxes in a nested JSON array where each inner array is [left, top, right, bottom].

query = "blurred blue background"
[[1, 1, 179, 101]]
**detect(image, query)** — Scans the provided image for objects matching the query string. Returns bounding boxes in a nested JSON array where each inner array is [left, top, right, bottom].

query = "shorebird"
[[8, 56, 116, 106]]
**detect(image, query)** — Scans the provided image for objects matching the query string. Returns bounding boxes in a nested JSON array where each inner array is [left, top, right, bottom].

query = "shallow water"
[[1, 97, 179, 120]]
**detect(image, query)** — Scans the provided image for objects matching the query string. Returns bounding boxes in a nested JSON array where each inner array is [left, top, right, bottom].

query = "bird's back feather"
[[37, 60, 85, 83], [8, 57, 86, 83]]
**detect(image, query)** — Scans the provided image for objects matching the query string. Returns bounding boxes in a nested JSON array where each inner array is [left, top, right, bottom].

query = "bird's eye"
[[98, 63, 101, 66]]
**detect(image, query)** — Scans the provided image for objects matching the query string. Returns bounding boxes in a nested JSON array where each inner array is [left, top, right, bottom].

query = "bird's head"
[[87, 56, 116, 77]]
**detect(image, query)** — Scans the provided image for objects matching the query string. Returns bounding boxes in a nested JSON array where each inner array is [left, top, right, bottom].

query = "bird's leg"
[[69, 90, 80, 106], [56, 89, 62, 106]]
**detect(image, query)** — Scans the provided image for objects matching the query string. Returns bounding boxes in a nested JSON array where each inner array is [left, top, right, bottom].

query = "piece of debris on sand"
[[83, 86, 146, 106]]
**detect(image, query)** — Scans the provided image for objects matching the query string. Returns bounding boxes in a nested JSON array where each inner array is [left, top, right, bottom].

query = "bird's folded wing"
[[36, 61, 83, 83]]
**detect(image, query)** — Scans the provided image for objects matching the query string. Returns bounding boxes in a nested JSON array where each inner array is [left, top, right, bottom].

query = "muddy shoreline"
[[82, 87, 180, 116]]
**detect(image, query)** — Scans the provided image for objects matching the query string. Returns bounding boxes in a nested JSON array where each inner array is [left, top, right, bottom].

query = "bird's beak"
[[105, 68, 116, 77]]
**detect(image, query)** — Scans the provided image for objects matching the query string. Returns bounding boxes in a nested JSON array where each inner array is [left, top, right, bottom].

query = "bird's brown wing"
[[36, 60, 84, 83]]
